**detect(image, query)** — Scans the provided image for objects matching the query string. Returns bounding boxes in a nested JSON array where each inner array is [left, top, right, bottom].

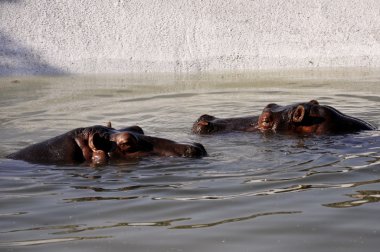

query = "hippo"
[[192, 114, 258, 134], [7, 124, 207, 165], [255, 100, 376, 135]]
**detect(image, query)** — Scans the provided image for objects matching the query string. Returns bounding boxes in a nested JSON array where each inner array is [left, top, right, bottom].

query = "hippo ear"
[[89, 133, 115, 152], [293, 105, 305, 123]]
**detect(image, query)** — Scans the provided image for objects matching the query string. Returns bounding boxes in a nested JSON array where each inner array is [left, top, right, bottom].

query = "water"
[[1, 70, 380, 252]]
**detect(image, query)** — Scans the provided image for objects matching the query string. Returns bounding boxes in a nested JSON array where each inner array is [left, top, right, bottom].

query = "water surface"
[[1, 70, 380, 252]]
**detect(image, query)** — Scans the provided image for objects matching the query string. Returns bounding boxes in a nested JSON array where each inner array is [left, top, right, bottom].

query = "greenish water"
[[0, 71, 380, 252]]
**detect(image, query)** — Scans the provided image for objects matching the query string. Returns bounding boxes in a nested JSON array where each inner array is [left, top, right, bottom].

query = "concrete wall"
[[1, 0, 380, 75]]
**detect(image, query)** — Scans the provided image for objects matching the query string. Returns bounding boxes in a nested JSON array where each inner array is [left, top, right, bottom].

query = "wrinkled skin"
[[7, 124, 207, 165], [255, 100, 376, 135], [192, 114, 258, 134]]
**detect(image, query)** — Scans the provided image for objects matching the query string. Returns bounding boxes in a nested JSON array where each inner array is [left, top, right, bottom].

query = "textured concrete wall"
[[1, 0, 380, 75]]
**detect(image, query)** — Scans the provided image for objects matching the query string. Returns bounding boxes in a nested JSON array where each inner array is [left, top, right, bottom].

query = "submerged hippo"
[[255, 100, 376, 135], [192, 114, 258, 134], [7, 124, 207, 165]]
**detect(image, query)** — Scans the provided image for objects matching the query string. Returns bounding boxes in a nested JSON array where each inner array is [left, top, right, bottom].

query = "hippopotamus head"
[[256, 100, 376, 135], [192, 114, 224, 134], [7, 124, 206, 165], [108, 131, 207, 159], [80, 124, 206, 162]]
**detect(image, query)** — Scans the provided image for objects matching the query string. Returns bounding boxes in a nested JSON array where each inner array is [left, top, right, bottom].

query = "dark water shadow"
[[0, 31, 66, 76]]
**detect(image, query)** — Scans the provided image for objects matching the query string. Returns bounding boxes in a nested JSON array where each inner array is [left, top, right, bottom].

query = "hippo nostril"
[[293, 105, 305, 123], [181, 146, 197, 158], [259, 113, 273, 130], [184, 146, 194, 157], [183, 143, 207, 158], [194, 120, 215, 134]]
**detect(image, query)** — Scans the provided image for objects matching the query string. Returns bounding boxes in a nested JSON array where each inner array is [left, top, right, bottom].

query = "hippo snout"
[[192, 114, 218, 134], [183, 143, 208, 158]]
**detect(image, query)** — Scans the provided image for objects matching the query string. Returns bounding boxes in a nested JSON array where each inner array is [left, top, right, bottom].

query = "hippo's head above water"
[[7, 124, 207, 165], [81, 126, 208, 162], [256, 100, 376, 135], [109, 131, 207, 159]]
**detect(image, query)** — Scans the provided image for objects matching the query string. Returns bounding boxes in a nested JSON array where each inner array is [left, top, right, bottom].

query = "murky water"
[[1, 70, 380, 252]]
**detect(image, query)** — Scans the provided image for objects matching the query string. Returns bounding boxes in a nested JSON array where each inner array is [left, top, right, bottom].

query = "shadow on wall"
[[0, 31, 66, 76], [0, 0, 65, 76]]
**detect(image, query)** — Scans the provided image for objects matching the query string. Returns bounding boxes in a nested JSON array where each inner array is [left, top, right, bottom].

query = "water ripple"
[[152, 179, 380, 201], [170, 211, 301, 229], [3, 218, 191, 235], [0, 236, 111, 247], [1, 74, 380, 251], [64, 196, 142, 203], [72, 184, 182, 192], [324, 190, 380, 208]]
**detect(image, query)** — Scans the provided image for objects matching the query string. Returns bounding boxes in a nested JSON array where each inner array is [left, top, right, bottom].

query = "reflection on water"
[[170, 211, 301, 229], [63, 196, 141, 203], [1, 236, 111, 247], [0, 71, 380, 252], [324, 190, 380, 208], [5, 217, 191, 235]]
